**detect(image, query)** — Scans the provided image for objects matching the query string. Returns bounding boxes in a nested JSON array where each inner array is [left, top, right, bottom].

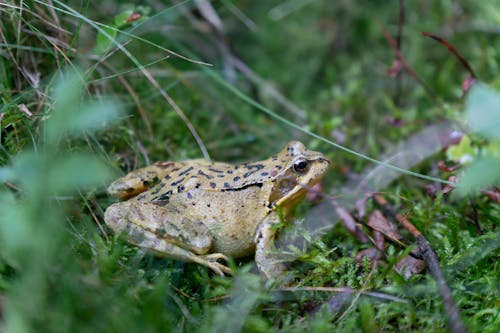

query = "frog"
[[104, 141, 330, 279]]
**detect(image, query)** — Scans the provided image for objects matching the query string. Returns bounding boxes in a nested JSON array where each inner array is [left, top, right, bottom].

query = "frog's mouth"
[[270, 155, 330, 210]]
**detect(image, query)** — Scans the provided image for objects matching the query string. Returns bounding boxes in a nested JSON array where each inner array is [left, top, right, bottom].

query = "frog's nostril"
[[316, 157, 330, 165]]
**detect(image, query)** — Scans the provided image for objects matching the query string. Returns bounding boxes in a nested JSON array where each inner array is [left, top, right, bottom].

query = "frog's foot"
[[199, 253, 232, 276], [202, 253, 229, 262]]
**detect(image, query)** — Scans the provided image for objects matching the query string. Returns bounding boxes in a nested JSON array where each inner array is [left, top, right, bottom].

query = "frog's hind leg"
[[129, 224, 232, 276], [105, 200, 232, 275], [107, 161, 181, 200]]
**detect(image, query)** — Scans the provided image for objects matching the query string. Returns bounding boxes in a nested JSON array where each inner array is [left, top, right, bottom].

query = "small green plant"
[[94, 6, 151, 54], [0, 69, 121, 332], [446, 83, 500, 195]]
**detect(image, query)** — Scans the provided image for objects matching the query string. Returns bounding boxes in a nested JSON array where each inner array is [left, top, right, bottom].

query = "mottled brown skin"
[[104, 141, 330, 278]]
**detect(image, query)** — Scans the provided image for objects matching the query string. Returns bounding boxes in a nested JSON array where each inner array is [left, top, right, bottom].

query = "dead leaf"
[[437, 161, 461, 172], [354, 195, 370, 219], [442, 176, 457, 195], [374, 230, 385, 252], [335, 204, 369, 243], [387, 59, 403, 77], [394, 255, 426, 279], [462, 75, 476, 96], [367, 210, 402, 242], [484, 188, 500, 203], [125, 12, 141, 24], [425, 183, 440, 199], [355, 247, 382, 263]]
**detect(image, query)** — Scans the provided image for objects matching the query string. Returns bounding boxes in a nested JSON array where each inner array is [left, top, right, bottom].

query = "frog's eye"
[[293, 158, 310, 174]]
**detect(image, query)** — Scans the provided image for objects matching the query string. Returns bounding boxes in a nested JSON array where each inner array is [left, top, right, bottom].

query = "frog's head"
[[269, 141, 330, 213]]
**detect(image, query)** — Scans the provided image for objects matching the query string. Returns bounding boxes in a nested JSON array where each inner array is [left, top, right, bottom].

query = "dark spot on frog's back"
[[233, 176, 240, 182], [177, 185, 185, 193], [244, 163, 264, 171], [178, 166, 194, 176], [198, 169, 213, 179], [141, 176, 159, 187], [150, 182, 165, 195], [151, 199, 168, 207], [170, 177, 185, 187], [209, 182, 216, 188], [208, 168, 224, 174], [220, 182, 262, 192], [243, 171, 254, 178], [150, 191, 172, 206], [243, 163, 265, 178], [155, 227, 167, 237]]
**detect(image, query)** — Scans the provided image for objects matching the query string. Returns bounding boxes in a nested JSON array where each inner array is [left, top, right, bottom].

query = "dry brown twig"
[[373, 194, 468, 333], [421, 31, 477, 95], [89, 198, 109, 242], [378, 17, 437, 100]]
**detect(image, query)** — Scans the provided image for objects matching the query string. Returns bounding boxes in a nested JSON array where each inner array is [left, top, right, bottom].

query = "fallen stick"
[[374, 194, 467, 333]]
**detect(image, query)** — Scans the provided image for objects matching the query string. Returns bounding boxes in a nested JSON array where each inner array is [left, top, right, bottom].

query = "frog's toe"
[[203, 253, 229, 262], [201, 253, 232, 276], [207, 261, 233, 276]]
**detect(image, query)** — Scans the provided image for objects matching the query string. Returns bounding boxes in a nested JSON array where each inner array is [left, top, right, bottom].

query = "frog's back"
[[136, 156, 280, 199], [128, 160, 277, 257]]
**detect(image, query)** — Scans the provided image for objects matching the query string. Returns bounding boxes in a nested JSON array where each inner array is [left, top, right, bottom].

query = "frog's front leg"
[[254, 213, 288, 279], [107, 161, 181, 200], [104, 201, 232, 276]]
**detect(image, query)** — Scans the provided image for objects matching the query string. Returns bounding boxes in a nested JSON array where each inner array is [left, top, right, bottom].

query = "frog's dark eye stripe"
[[293, 158, 309, 174]]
